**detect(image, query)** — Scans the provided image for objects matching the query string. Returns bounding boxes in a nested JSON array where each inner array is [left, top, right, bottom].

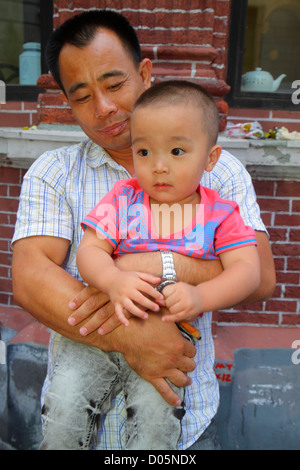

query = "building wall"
[[0, 1, 299, 327], [1, 165, 299, 326]]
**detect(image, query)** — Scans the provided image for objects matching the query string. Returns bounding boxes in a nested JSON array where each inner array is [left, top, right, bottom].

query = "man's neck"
[[107, 148, 135, 176]]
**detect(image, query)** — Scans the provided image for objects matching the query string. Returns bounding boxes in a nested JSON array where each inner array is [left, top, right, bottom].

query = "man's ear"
[[139, 58, 152, 90], [205, 144, 222, 172]]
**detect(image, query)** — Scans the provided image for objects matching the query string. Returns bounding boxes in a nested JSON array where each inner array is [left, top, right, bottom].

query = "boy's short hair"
[[133, 80, 219, 146], [45, 10, 142, 93]]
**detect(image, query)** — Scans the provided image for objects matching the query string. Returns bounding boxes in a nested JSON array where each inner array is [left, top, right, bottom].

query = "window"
[[0, 0, 53, 101], [226, 0, 300, 109]]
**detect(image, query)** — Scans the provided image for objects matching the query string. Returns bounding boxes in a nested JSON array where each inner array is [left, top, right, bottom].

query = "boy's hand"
[[162, 282, 201, 323], [109, 271, 165, 327]]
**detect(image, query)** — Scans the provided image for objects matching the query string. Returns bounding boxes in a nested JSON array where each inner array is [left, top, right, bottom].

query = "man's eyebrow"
[[68, 70, 126, 95]]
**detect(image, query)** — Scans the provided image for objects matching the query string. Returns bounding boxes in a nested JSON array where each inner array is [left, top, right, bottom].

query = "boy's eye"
[[137, 149, 150, 157], [171, 148, 184, 156]]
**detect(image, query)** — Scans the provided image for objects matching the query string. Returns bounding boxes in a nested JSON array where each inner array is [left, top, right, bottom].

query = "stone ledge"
[[0, 126, 300, 180]]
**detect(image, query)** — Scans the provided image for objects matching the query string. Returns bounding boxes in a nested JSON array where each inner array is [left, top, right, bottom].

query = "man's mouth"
[[98, 120, 128, 137]]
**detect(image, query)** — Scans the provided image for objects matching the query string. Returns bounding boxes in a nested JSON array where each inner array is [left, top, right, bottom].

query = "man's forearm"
[[115, 251, 223, 285], [12, 249, 119, 351]]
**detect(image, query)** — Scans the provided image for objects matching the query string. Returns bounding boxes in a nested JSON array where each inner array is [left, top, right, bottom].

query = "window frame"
[[5, 0, 53, 102], [226, 0, 300, 110]]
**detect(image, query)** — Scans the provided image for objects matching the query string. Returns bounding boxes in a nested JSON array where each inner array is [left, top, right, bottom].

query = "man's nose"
[[94, 91, 117, 117]]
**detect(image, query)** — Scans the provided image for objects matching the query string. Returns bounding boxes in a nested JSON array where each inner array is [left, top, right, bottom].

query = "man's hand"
[[67, 285, 117, 336]]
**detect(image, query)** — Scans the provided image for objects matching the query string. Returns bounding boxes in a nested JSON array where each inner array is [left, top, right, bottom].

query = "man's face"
[[59, 29, 152, 159]]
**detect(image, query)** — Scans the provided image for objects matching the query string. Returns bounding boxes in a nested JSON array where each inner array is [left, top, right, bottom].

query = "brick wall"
[[35, 0, 230, 130], [0, 2, 299, 329], [0, 102, 39, 128], [216, 180, 300, 327], [1, 166, 299, 326], [228, 108, 300, 134], [0, 167, 25, 305]]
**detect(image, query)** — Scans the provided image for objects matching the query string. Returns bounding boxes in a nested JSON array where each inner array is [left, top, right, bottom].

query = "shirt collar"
[[85, 139, 127, 172]]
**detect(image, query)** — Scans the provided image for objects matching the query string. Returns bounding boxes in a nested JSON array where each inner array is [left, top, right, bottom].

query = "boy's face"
[[131, 103, 221, 205]]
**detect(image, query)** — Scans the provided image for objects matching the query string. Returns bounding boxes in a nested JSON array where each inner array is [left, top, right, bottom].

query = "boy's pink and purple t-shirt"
[[81, 178, 257, 259]]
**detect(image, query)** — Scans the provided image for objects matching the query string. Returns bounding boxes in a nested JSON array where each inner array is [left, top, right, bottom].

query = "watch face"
[[157, 279, 176, 293]]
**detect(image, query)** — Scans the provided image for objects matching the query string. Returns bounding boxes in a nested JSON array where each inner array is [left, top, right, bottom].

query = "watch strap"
[[160, 250, 177, 281]]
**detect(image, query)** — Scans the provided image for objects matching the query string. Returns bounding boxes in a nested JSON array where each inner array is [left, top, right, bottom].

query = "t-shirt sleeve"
[[214, 202, 257, 256], [81, 181, 121, 250], [11, 151, 73, 247]]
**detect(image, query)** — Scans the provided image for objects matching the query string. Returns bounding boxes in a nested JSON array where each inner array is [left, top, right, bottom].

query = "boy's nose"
[[152, 155, 169, 173]]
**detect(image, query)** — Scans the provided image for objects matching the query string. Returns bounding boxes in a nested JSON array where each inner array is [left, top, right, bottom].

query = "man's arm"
[[114, 230, 275, 302], [11, 236, 195, 405]]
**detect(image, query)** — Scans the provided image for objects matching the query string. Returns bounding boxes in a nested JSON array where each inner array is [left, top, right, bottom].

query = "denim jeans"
[[39, 337, 185, 450]]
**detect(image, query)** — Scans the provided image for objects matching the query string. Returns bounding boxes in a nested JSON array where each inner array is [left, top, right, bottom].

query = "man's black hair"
[[45, 9, 142, 93]]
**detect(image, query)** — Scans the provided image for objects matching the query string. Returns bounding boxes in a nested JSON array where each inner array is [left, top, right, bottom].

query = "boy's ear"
[[205, 145, 222, 172]]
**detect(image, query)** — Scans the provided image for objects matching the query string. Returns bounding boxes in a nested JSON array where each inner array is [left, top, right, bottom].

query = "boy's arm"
[[162, 245, 261, 322], [114, 229, 275, 301], [76, 228, 163, 326]]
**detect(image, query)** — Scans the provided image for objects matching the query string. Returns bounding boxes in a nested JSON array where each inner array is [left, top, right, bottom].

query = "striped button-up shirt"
[[12, 139, 266, 449]]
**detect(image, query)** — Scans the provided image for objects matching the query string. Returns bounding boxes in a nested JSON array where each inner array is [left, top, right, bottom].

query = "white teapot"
[[241, 67, 286, 92]]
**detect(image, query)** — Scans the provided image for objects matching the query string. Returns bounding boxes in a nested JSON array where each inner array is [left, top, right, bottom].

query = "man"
[[11, 10, 275, 450]]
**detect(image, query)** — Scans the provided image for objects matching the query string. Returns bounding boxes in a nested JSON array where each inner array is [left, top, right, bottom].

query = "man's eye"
[[171, 148, 184, 156], [75, 95, 90, 103], [138, 149, 150, 157], [109, 82, 123, 90]]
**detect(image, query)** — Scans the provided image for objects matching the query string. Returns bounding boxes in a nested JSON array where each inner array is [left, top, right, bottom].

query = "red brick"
[[253, 180, 275, 196], [287, 258, 300, 271], [0, 197, 20, 212], [272, 243, 300, 256], [0, 293, 10, 304], [292, 200, 300, 212], [285, 286, 300, 299], [275, 181, 300, 197], [0, 168, 21, 185], [260, 212, 272, 226], [275, 214, 300, 227], [39, 107, 77, 125], [0, 278, 13, 293], [274, 258, 285, 270], [8, 185, 22, 198], [268, 228, 287, 242], [290, 230, 300, 242], [265, 300, 298, 313], [0, 185, 8, 197], [228, 108, 271, 119], [257, 198, 289, 212], [276, 272, 299, 285], [0, 266, 9, 277], [0, 240, 9, 251], [218, 311, 279, 325], [281, 314, 300, 326], [0, 226, 15, 240], [0, 101, 22, 111], [0, 112, 32, 128]]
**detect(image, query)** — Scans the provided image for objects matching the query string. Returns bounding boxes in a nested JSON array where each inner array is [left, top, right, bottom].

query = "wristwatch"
[[156, 251, 177, 293]]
